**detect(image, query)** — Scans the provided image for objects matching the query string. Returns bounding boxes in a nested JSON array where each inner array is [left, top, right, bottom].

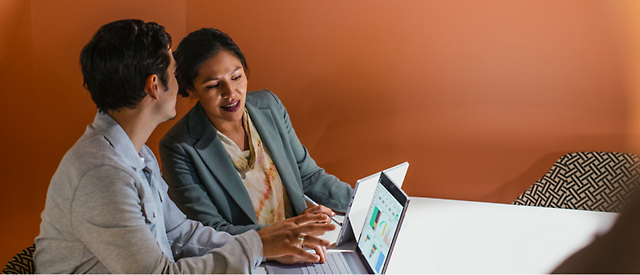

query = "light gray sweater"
[[34, 112, 263, 273]]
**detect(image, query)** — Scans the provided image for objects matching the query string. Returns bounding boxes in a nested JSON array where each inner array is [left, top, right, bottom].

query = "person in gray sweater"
[[34, 19, 334, 274]]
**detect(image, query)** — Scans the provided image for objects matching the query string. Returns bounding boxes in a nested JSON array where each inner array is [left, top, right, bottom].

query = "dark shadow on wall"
[[478, 134, 635, 204], [477, 151, 567, 203], [0, 0, 38, 267]]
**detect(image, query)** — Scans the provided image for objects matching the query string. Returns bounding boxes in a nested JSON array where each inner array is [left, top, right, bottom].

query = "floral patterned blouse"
[[216, 109, 294, 225]]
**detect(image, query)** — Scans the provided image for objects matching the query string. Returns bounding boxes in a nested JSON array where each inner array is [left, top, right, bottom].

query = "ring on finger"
[[297, 234, 305, 245]]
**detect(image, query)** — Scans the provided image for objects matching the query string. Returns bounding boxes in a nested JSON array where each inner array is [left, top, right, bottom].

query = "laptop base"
[[265, 252, 368, 274]]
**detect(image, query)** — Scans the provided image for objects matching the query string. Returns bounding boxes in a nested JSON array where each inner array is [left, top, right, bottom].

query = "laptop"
[[265, 171, 411, 274], [335, 162, 409, 248]]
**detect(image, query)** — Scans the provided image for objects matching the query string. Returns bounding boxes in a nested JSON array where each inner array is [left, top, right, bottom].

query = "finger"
[[298, 234, 331, 248], [302, 221, 334, 236], [306, 206, 335, 225], [286, 244, 321, 263], [293, 223, 336, 237], [292, 213, 327, 225], [303, 205, 335, 217], [323, 214, 332, 224], [313, 245, 327, 263], [303, 205, 335, 216], [305, 230, 324, 237], [319, 205, 336, 217], [294, 234, 305, 248]]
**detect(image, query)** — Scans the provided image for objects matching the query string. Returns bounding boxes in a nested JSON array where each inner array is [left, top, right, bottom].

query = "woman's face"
[[190, 50, 248, 128]]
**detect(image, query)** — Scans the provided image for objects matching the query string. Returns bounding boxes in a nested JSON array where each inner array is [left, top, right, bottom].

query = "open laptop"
[[335, 162, 409, 248], [266, 171, 411, 274]]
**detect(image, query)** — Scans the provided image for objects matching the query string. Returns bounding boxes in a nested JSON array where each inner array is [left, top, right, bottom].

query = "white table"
[[261, 197, 618, 274], [385, 197, 618, 273]]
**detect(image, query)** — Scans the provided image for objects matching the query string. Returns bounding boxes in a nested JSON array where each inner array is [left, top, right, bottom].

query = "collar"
[[91, 111, 146, 172], [188, 99, 261, 140]]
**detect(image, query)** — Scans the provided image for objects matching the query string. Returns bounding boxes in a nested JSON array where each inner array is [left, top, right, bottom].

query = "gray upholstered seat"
[[514, 152, 640, 212], [3, 244, 35, 274]]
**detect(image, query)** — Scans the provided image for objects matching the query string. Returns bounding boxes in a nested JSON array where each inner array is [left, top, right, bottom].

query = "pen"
[[303, 194, 343, 226]]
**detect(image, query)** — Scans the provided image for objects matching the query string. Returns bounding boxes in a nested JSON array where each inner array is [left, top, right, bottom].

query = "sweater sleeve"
[[71, 165, 263, 274]]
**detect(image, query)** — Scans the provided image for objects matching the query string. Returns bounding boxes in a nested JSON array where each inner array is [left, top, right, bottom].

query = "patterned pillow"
[[514, 152, 640, 212], [3, 244, 35, 274]]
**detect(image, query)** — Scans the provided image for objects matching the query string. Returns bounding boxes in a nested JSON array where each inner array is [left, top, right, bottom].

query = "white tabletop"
[[261, 197, 618, 274], [385, 197, 618, 274]]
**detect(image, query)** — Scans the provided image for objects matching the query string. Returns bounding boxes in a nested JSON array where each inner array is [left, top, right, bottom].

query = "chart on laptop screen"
[[357, 179, 403, 274]]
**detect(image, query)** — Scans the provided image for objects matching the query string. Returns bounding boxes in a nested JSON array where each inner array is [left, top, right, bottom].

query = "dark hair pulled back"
[[174, 28, 248, 97]]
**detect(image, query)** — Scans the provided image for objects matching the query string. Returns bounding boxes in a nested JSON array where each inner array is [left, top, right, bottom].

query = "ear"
[[144, 74, 160, 100], [187, 89, 198, 100]]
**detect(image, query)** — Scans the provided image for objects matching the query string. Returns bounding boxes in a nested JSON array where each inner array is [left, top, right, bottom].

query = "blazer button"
[[153, 212, 156, 218]]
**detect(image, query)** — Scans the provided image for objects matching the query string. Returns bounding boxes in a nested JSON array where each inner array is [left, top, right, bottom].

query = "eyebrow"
[[201, 67, 242, 84]]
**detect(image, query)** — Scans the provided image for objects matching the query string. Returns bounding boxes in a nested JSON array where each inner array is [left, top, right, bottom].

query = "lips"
[[221, 100, 241, 112]]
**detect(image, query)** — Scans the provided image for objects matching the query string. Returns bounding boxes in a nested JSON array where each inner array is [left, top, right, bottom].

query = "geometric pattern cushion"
[[514, 152, 640, 213], [3, 244, 35, 274]]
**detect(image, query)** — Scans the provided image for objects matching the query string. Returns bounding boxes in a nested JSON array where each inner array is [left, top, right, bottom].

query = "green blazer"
[[159, 90, 354, 235]]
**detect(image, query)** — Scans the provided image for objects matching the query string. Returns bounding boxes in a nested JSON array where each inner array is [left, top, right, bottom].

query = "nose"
[[220, 81, 235, 99]]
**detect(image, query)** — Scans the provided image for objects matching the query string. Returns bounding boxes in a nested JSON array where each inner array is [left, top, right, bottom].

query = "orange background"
[[2, 0, 640, 265]]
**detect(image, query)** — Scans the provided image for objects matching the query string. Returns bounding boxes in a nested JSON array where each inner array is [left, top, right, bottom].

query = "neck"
[[209, 114, 244, 137], [107, 108, 159, 153]]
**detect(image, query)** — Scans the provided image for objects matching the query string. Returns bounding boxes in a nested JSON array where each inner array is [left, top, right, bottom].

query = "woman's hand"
[[258, 213, 335, 264], [302, 205, 335, 225]]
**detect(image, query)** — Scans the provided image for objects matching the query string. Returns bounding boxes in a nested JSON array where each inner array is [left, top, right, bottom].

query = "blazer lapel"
[[246, 101, 307, 215], [188, 103, 258, 224]]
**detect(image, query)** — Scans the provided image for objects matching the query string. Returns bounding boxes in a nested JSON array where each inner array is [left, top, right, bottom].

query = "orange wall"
[[1, 0, 638, 265]]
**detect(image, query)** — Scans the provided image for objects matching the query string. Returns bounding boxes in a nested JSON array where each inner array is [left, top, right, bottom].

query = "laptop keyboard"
[[299, 253, 352, 274]]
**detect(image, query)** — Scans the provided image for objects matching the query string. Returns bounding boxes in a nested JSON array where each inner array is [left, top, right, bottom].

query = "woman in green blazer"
[[159, 28, 354, 236]]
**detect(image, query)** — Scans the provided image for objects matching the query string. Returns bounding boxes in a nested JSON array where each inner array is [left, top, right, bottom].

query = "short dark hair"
[[174, 28, 248, 97], [80, 19, 172, 112]]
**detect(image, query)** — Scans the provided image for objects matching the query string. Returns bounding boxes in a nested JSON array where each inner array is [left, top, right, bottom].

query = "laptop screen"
[[356, 175, 405, 274]]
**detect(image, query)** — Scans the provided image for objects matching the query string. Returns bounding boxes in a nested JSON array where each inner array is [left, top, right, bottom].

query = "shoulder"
[[246, 89, 284, 108], [161, 105, 199, 146], [51, 129, 138, 198], [63, 128, 132, 176], [75, 165, 138, 198]]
